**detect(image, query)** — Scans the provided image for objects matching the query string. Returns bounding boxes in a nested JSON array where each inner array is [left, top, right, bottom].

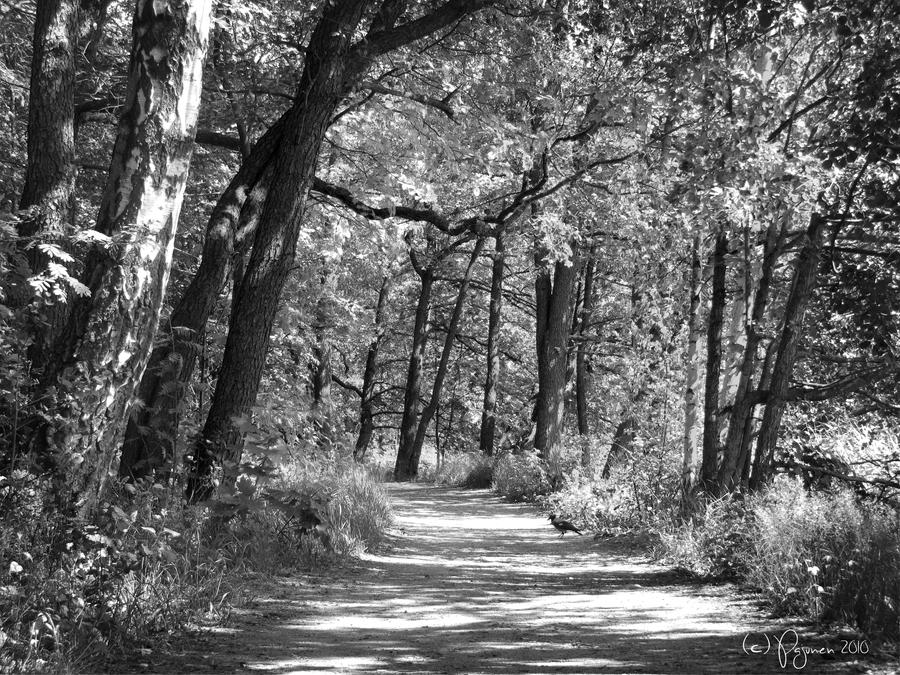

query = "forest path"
[[148, 484, 875, 674]]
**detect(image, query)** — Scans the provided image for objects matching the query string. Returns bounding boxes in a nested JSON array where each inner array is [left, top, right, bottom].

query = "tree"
[[29, 0, 213, 515]]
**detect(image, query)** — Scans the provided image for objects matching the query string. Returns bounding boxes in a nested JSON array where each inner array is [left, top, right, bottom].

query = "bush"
[[433, 453, 493, 488], [0, 472, 235, 673], [746, 478, 900, 640], [541, 472, 634, 532], [492, 452, 550, 502], [659, 493, 755, 578], [661, 478, 900, 640]]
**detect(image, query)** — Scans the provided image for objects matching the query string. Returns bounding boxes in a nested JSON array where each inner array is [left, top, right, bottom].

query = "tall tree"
[[34, 0, 213, 514], [533, 246, 579, 457], [186, 0, 495, 500], [478, 231, 505, 455], [16, 0, 78, 367]]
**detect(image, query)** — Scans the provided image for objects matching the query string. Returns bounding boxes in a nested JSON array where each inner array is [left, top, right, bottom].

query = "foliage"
[[746, 479, 900, 640], [661, 478, 900, 640], [433, 452, 493, 489], [491, 452, 551, 502], [0, 472, 235, 673]]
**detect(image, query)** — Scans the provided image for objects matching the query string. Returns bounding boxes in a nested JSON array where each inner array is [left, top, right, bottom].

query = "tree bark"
[[119, 159, 274, 480], [36, 0, 212, 515], [479, 231, 505, 455], [16, 0, 78, 368], [394, 264, 434, 480], [717, 216, 784, 490], [700, 228, 727, 489], [750, 213, 826, 490], [354, 275, 391, 461], [402, 237, 485, 477], [533, 247, 579, 457], [681, 234, 703, 490], [575, 244, 596, 466]]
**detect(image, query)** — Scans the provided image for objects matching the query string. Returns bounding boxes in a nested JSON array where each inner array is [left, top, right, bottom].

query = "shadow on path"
[[146, 484, 879, 674]]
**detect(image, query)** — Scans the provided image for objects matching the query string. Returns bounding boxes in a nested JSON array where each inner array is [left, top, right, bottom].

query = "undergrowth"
[[0, 450, 393, 673]]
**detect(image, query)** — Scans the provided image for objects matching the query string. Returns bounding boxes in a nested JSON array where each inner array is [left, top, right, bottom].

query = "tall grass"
[[661, 478, 900, 640]]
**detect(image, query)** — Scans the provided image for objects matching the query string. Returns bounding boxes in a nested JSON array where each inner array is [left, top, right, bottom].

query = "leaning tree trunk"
[[16, 0, 78, 368], [699, 228, 727, 490], [119, 125, 279, 480], [186, 0, 495, 501], [750, 213, 826, 490], [354, 275, 392, 461], [185, 0, 373, 502], [681, 234, 703, 491], [401, 237, 486, 478], [533, 248, 579, 458], [35, 0, 212, 515], [479, 231, 505, 455], [394, 265, 434, 480]]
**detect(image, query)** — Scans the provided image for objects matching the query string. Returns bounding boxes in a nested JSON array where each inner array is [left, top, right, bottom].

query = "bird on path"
[[549, 514, 583, 537]]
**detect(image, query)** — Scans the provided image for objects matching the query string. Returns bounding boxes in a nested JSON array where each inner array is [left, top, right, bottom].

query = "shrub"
[[433, 453, 493, 488], [745, 478, 900, 640], [0, 472, 235, 673], [492, 452, 550, 502], [659, 493, 755, 578]]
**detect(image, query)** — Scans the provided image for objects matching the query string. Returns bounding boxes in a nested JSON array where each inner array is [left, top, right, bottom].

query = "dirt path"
[[141, 484, 889, 674]]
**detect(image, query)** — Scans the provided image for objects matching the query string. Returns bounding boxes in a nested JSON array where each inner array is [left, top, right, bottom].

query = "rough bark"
[[533, 248, 579, 457], [700, 229, 728, 489], [16, 0, 78, 367], [717, 217, 783, 490], [354, 275, 391, 460], [575, 244, 596, 466], [119, 159, 274, 480], [479, 231, 505, 456], [402, 237, 485, 477], [36, 0, 212, 515], [750, 213, 826, 490], [394, 265, 434, 480], [681, 234, 703, 490]]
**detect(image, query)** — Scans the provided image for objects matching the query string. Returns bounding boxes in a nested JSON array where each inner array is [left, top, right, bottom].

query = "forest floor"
[[128, 484, 898, 674]]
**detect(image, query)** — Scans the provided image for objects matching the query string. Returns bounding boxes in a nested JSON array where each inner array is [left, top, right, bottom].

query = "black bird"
[[549, 514, 583, 536]]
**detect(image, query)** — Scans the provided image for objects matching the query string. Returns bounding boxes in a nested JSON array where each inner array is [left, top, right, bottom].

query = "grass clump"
[[434, 453, 493, 488]]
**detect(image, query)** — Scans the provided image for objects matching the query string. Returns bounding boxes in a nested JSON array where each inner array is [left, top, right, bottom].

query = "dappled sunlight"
[[157, 483, 827, 674]]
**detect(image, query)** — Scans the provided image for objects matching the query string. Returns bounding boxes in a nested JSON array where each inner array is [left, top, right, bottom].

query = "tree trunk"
[[35, 0, 212, 515], [700, 228, 727, 490], [681, 234, 703, 490], [354, 275, 391, 461], [717, 216, 783, 490], [402, 237, 485, 476], [533, 248, 579, 457], [479, 231, 505, 456], [185, 0, 373, 502], [750, 213, 826, 490], [394, 267, 434, 480], [310, 264, 336, 444], [575, 244, 596, 466], [602, 416, 636, 479], [185, 0, 495, 500], [16, 0, 78, 367], [119, 159, 274, 480]]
